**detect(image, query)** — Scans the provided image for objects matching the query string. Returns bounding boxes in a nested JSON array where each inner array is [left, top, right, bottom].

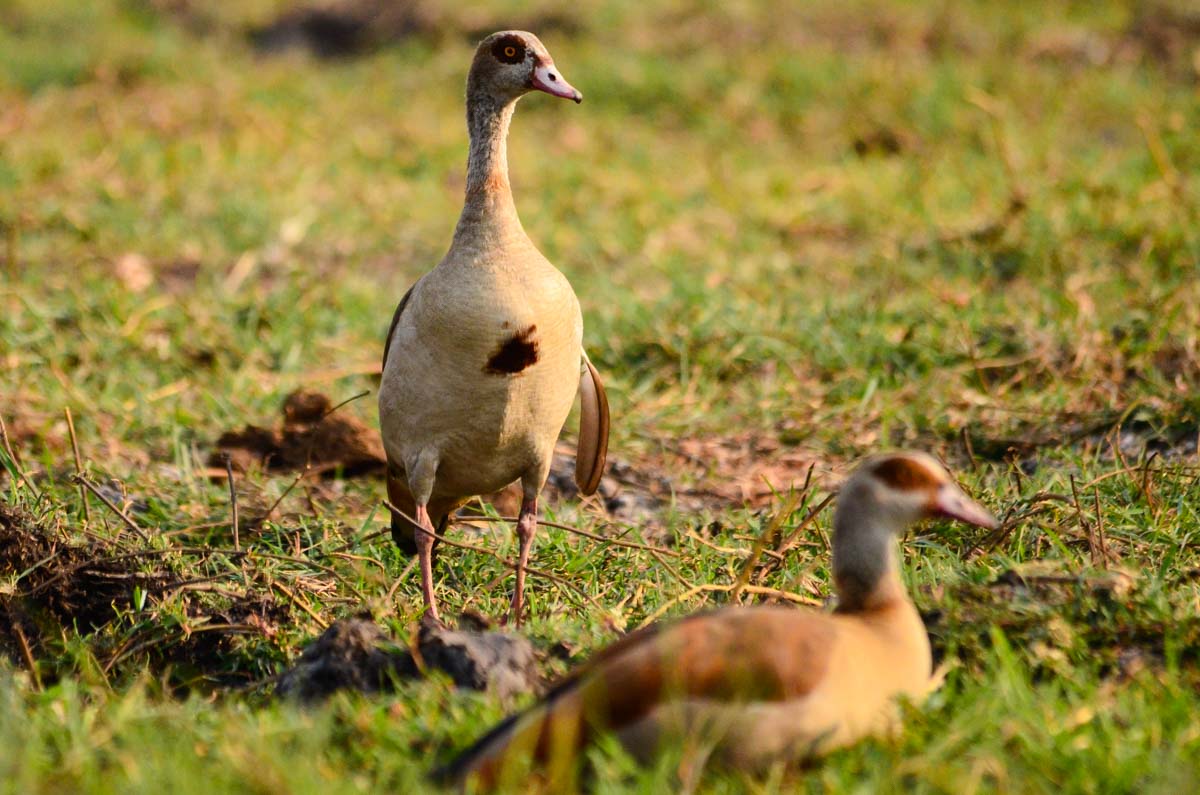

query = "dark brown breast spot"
[[484, 325, 539, 375]]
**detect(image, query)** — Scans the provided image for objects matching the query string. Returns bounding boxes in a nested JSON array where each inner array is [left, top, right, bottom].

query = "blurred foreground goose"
[[379, 31, 608, 626], [431, 452, 996, 789]]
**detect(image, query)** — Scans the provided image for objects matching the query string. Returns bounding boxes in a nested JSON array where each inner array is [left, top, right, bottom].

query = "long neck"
[[831, 487, 908, 612], [452, 92, 525, 249]]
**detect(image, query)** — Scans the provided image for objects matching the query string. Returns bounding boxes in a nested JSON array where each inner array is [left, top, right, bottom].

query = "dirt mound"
[[0, 502, 292, 689], [276, 617, 411, 700], [277, 615, 538, 703], [0, 504, 167, 640], [416, 617, 540, 698], [210, 390, 386, 477]]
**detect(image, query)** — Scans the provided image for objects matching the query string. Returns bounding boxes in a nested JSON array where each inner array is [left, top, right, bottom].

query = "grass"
[[2, 0, 1200, 791]]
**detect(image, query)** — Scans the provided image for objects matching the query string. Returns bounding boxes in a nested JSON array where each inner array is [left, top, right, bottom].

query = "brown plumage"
[[431, 452, 997, 789], [378, 31, 608, 626]]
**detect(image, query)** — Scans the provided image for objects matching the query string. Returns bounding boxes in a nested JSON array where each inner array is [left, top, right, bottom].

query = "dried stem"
[[64, 407, 90, 524], [729, 490, 803, 602], [73, 474, 150, 542], [774, 493, 837, 557], [0, 414, 39, 498], [224, 455, 240, 551]]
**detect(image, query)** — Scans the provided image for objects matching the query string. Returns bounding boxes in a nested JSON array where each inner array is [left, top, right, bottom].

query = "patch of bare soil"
[[276, 614, 538, 702], [852, 126, 908, 157], [249, 0, 438, 58], [475, 433, 818, 534], [210, 390, 827, 543], [210, 390, 386, 477], [661, 434, 820, 508], [478, 447, 679, 525], [0, 407, 67, 461]]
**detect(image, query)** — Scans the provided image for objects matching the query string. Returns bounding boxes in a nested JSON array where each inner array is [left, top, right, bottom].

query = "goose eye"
[[492, 38, 525, 64]]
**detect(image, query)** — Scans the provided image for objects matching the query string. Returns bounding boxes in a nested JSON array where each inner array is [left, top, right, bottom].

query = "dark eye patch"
[[492, 35, 526, 64]]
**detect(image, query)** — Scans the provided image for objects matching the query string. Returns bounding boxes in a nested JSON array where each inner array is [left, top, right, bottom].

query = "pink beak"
[[531, 62, 582, 103], [932, 484, 998, 529]]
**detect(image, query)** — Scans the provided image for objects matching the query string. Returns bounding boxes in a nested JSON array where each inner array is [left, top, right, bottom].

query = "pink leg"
[[415, 504, 440, 622], [508, 496, 538, 628]]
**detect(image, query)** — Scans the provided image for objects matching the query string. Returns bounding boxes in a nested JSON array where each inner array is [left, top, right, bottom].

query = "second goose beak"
[[532, 63, 582, 103], [931, 483, 998, 530]]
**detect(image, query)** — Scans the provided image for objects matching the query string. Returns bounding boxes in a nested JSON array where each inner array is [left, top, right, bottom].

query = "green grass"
[[2, 0, 1200, 791]]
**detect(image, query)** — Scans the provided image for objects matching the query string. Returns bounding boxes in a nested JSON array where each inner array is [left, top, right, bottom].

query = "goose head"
[[832, 452, 996, 610], [837, 451, 998, 535], [468, 31, 582, 105]]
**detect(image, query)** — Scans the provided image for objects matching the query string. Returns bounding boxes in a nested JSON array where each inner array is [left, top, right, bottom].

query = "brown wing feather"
[[382, 284, 419, 555], [381, 284, 415, 371], [575, 355, 610, 496]]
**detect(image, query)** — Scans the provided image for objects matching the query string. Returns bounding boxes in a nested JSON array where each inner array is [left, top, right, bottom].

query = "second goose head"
[[833, 452, 997, 611], [468, 30, 582, 106], [841, 451, 998, 533]]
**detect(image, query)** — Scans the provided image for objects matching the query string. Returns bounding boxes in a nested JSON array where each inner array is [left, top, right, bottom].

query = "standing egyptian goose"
[[431, 452, 997, 789], [379, 31, 609, 627]]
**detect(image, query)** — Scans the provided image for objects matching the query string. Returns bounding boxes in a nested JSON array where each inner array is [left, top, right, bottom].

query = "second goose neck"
[[831, 492, 908, 613], [453, 94, 525, 249]]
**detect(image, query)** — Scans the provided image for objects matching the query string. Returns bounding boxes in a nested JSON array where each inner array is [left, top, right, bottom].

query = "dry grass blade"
[[455, 514, 681, 558], [64, 407, 90, 525], [774, 493, 837, 557], [224, 455, 240, 551], [0, 414, 39, 498], [729, 490, 803, 602], [270, 580, 328, 630], [73, 474, 150, 543], [8, 611, 42, 691]]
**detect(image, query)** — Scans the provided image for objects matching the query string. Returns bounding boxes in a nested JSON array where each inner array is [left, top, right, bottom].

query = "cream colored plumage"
[[431, 452, 997, 789], [379, 31, 608, 626]]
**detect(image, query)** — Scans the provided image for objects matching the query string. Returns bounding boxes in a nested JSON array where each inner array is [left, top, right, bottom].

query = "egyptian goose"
[[379, 31, 609, 627], [430, 452, 997, 789]]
